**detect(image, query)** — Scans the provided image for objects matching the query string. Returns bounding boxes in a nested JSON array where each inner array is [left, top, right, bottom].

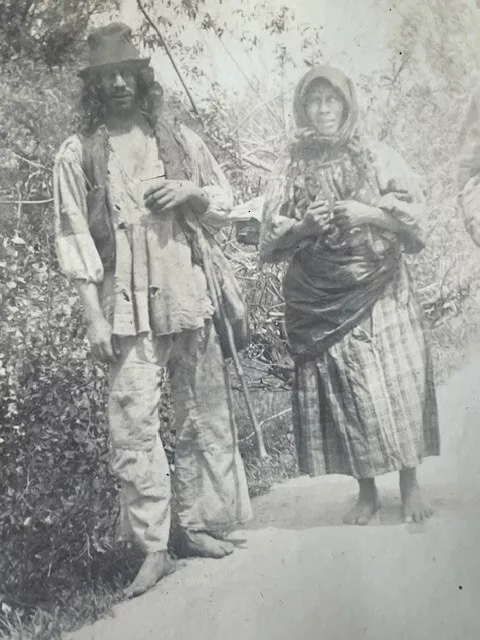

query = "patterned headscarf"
[[293, 65, 359, 150]]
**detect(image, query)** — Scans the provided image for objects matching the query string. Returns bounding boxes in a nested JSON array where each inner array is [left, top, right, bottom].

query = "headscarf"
[[292, 65, 359, 150]]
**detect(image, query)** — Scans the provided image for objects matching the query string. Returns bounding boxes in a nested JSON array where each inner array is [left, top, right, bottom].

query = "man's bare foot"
[[344, 479, 380, 525], [179, 531, 234, 559], [400, 468, 433, 523], [124, 551, 176, 599]]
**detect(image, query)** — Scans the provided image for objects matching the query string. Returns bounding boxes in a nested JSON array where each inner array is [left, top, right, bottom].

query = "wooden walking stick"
[[221, 306, 268, 460], [204, 244, 268, 459]]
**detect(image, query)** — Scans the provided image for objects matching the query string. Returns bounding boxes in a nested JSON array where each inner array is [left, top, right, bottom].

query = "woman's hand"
[[333, 200, 375, 229], [379, 190, 413, 212], [298, 199, 331, 236], [144, 179, 202, 214]]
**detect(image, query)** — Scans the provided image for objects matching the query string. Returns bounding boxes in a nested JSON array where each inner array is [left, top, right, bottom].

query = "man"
[[54, 22, 251, 598]]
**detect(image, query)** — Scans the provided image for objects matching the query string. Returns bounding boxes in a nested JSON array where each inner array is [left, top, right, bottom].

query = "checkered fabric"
[[292, 261, 440, 479]]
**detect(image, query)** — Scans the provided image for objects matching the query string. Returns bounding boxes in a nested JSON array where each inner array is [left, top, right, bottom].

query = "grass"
[[0, 373, 299, 640], [429, 285, 480, 385], [234, 385, 298, 497], [0, 545, 147, 640], [0, 586, 117, 640]]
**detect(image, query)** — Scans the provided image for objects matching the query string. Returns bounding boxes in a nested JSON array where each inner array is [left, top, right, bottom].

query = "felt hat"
[[78, 22, 150, 78]]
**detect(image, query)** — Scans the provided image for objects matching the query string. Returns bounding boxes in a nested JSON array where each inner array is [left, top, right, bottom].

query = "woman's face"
[[304, 81, 345, 136]]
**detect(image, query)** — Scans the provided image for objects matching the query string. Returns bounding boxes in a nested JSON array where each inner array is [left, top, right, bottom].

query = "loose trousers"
[[108, 321, 252, 552]]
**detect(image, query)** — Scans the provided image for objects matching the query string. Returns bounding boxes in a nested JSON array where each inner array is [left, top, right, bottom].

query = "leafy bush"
[[0, 60, 117, 607], [0, 0, 119, 65]]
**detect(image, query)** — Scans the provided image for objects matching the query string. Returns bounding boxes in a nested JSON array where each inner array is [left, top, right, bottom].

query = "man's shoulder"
[[55, 133, 83, 165], [176, 122, 205, 149]]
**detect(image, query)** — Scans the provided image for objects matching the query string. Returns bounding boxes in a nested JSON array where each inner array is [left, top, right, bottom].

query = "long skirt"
[[292, 263, 440, 479]]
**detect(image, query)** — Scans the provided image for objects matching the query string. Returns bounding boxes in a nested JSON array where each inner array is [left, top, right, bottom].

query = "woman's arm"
[[260, 212, 322, 257], [334, 199, 410, 234], [259, 154, 324, 262]]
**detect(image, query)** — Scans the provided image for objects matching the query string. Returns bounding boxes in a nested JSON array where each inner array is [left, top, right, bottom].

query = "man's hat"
[[78, 22, 150, 78]]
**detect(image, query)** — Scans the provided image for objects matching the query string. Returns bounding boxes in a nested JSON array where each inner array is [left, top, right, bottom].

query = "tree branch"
[[208, 22, 283, 129], [136, 0, 199, 115], [243, 157, 273, 172]]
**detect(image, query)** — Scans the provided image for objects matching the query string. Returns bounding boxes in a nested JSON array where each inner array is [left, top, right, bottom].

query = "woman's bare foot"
[[344, 478, 380, 525], [124, 551, 176, 599], [400, 468, 433, 523], [179, 531, 234, 559]]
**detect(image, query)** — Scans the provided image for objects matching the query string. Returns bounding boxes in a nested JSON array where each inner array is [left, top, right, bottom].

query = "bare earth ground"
[[67, 353, 480, 640]]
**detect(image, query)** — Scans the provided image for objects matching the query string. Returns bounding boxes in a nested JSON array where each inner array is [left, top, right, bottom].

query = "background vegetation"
[[1, 0, 480, 637]]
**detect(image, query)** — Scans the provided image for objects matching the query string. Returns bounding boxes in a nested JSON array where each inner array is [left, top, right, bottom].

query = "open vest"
[[80, 115, 197, 272]]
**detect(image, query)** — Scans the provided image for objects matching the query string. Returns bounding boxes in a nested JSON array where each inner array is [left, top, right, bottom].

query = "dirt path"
[[67, 355, 480, 640]]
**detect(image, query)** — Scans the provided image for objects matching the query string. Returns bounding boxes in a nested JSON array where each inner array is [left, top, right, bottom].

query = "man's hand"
[[86, 315, 119, 364], [143, 179, 203, 214]]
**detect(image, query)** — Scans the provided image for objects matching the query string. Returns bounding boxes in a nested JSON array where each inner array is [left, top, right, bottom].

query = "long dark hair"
[[79, 64, 164, 133]]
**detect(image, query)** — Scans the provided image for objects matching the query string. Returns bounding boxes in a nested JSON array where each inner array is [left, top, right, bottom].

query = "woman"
[[259, 66, 439, 525]]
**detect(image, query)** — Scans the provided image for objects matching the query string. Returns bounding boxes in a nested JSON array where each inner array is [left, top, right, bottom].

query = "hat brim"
[[78, 57, 150, 79]]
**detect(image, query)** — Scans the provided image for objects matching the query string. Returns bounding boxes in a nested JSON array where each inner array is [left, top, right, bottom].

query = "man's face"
[[98, 65, 138, 117], [304, 81, 345, 137]]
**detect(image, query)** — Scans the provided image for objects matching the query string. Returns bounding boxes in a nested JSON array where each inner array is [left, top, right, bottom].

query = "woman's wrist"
[[360, 204, 383, 226], [296, 217, 318, 239], [365, 205, 406, 233]]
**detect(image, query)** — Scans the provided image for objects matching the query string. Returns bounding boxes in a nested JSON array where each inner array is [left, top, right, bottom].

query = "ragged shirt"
[[54, 123, 234, 336]]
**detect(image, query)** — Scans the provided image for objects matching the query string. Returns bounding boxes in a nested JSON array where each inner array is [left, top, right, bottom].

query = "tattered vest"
[[80, 115, 196, 272]]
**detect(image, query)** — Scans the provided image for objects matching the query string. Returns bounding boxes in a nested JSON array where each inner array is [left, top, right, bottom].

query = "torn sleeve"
[[54, 135, 104, 283]]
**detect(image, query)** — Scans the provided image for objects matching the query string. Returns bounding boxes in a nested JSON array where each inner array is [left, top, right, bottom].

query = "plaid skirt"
[[292, 262, 440, 479]]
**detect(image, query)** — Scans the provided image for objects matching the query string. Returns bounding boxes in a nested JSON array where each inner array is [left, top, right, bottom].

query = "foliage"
[[0, 59, 118, 609], [0, 0, 119, 66]]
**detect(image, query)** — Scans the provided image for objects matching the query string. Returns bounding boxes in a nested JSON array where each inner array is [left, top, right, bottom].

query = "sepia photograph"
[[1, 0, 480, 638]]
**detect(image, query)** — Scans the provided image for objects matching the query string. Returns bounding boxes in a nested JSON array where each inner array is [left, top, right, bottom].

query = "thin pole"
[[136, 0, 199, 115], [223, 312, 268, 459], [209, 24, 283, 129]]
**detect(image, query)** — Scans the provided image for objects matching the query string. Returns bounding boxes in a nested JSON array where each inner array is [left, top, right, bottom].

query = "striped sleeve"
[[53, 135, 104, 283], [258, 153, 301, 263], [178, 124, 234, 228]]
